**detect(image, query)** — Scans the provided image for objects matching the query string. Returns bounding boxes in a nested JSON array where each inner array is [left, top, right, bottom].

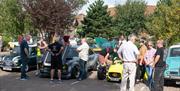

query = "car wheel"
[[97, 65, 106, 80], [71, 66, 80, 79], [97, 70, 106, 80]]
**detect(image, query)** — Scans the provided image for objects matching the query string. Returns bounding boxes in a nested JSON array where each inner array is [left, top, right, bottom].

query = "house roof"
[[145, 5, 156, 15], [107, 7, 117, 16]]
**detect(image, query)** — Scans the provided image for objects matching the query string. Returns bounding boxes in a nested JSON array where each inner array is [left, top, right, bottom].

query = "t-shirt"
[[144, 48, 156, 66], [118, 41, 139, 62], [155, 47, 165, 67], [20, 39, 29, 58], [48, 42, 62, 55], [77, 42, 89, 61]]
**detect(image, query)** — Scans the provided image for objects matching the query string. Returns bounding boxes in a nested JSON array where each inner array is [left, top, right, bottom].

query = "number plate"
[[110, 78, 119, 81], [3, 67, 12, 71], [176, 81, 180, 85]]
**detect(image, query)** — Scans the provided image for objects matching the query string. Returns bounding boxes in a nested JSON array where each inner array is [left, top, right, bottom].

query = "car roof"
[[9, 42, 37, 47], [169, 44, 180, 49]]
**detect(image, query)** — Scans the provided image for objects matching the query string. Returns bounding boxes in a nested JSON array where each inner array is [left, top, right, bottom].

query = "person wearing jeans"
[[79, 59, 87, 79], [19, 35, 30, 80], [151, 40, 165, 91], [77, 38, 89, 81], [20, 57, 29, 79], [144, 41, 156, 88]]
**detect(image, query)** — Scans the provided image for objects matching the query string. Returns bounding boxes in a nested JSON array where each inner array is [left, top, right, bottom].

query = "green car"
[[164, 44, 180, 83]]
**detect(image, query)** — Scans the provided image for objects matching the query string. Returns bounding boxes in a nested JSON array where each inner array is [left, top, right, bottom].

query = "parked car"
[[106, 60, 123, 82], [97, 60, 123, 82], [164, 44, 180, 83], [39, 45, 99, 79], [0, 43, 37, 71]]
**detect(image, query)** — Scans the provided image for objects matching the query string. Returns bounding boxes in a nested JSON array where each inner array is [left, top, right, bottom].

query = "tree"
[[0, 0, 32, 37], [22, 0, 86, 37], [114, 0, 147, 36], [81, 0, 113, 38], [0, 0, 33, 47], [146, 0, 180, 46]]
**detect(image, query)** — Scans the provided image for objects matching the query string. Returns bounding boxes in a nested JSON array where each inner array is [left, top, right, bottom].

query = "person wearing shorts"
[[48, 37, 63, 83]]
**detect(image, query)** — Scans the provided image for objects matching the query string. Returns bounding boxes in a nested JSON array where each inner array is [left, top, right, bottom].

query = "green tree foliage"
[[0, 0, 33, 46], [114, 0, 147, 36], [81, 0, 113, 38], [146, 0, 180, 46], [0, 0, 33, 36]]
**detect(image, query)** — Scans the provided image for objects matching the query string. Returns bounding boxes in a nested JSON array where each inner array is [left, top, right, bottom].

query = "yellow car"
[[106, 60, 123, 82]]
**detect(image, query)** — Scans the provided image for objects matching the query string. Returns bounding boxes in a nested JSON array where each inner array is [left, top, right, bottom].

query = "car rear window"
[[170, 47, 180, 57]]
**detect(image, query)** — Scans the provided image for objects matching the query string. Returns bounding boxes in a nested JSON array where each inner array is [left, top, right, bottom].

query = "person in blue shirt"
[[19, 35, 29, 80]]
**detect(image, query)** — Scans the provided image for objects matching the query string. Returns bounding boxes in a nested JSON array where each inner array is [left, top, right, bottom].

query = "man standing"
[[151, 40, 165, 91], [77, 38, 89, 81], [48, 37, 63, 83], [19, 35, 29, 80], [118, 34, 139, 91]]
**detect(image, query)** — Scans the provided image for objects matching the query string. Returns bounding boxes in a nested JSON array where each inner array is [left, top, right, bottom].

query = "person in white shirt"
[[77, 38, 89, 81], [118, 34, 140, 91]]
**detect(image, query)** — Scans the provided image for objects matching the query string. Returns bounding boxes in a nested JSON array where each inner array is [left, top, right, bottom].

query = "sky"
[[79, 0, 159, 14]]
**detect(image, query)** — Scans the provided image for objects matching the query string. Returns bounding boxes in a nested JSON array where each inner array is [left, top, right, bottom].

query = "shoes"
[[35, 72, 39, 76], [136, 79, 140, 84], [49, 80, 54, 84], [77, 78, 82, 81], [20, 78, 28, 81], [26, 76, 30, 79], [57, 80, 63, 84]]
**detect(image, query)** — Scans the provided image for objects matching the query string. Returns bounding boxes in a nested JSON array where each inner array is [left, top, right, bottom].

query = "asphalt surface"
[[0, 70, 179, 91]]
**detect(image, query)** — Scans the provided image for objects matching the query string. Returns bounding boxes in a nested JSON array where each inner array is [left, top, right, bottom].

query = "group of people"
[[18, 33, 165, 91], [18, 34, 89, 84], [117, 34, 165, 91]]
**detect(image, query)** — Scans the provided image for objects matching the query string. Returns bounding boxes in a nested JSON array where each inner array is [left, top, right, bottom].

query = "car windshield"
[[170, 47, 180, 57], [12, 46, 20, 54]]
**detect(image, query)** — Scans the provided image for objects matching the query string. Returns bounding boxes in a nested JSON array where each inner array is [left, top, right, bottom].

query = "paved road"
[[0, 70, 179, 91]]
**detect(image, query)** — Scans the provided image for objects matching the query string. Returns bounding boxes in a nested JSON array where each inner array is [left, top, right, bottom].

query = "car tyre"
[[71, 65, 80, 79], [97, 65, 106, 80]]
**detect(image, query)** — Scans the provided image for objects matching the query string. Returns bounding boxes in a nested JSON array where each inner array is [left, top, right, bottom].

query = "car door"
[[87, 49, 98, 70], [28, 46, 37, 67]]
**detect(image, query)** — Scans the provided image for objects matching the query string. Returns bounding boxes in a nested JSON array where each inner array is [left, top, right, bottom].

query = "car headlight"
[[0, 61, 4, 65], [13, 58, 19, 66]]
